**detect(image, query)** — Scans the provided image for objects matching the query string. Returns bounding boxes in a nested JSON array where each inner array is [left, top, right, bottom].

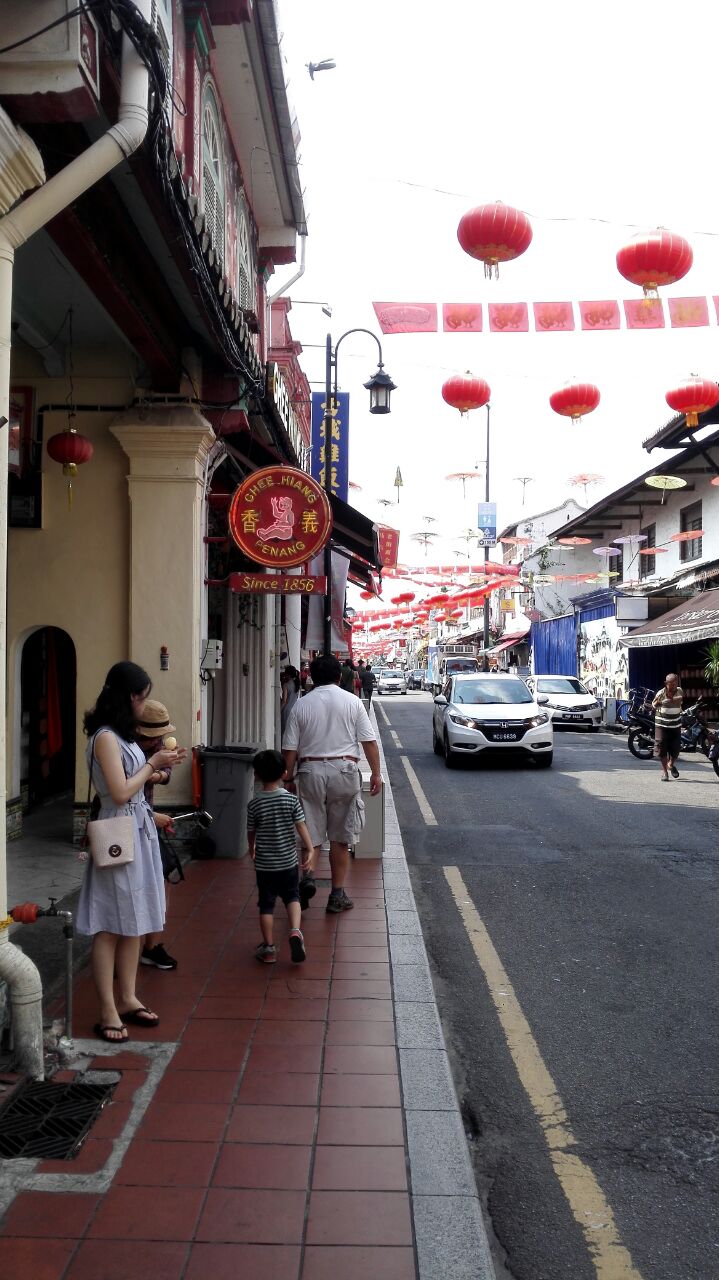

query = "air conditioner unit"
[[0, 1, 100, 122]]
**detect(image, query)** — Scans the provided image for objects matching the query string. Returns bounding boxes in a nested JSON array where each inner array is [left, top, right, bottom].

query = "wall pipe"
[[0, 0, 152, 1078]]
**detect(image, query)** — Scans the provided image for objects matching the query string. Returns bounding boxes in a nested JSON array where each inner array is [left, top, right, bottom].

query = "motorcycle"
[[626, 689, 719, 776]]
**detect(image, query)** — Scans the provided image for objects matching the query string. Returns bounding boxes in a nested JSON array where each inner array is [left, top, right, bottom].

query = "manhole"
[[0, 1077, 116, 1160]]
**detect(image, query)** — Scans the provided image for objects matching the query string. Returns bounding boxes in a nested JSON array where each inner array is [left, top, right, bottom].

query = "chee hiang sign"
[[228, 465, 333, 569]]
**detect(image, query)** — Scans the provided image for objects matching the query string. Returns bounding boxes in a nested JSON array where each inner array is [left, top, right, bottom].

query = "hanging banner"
[[228, 465, 332, 568], [579, 300, 621, 330], [488, 303, 529, 333], [377, 524, 400, 569], [443, 303, 482, 332], [533, 301, 575, 332], [310, 391, 349, 502], [668, 297, 709, 328], [373, 302, 438, 334], [305, 552, 351, 655], [623, 299, 664, 329]]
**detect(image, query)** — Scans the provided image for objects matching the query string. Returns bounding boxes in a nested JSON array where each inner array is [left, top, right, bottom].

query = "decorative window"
[[639, 524, 656, 578], [237, 196, 255, 310], [679, 500, 703, 562], [202, 90, 225, 269]]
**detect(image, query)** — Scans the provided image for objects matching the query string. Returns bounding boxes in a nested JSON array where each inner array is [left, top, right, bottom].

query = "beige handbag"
[[86, 735, 136, 869]]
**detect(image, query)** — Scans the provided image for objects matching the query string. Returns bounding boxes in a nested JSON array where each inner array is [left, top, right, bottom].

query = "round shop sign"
[[228, 465, 333, 569]]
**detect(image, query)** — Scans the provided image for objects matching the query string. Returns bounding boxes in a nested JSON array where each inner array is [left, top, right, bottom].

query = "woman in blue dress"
[[78, 662, 183, 1042]]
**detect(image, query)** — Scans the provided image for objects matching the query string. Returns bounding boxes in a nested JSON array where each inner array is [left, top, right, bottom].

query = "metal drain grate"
[[0, 1078, 116, 1160]]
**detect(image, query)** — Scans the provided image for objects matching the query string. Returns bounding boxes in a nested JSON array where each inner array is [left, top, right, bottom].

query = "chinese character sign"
[[477, 502, 497, 548], [376, 524, 400, 569], [311, 391, 349, 502], [228, 465, 333, 568]]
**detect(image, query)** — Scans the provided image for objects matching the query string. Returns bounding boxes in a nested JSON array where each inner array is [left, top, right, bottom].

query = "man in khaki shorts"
[[283, 654, 383, 913]]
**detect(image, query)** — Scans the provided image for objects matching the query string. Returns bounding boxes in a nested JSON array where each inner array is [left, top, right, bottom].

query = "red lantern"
[[360, 590, 374, 600], [549, 382, 601, 424], [665, 377, 719, 429], [616, 229, 693, 298], [46, 424, 94, 509], [457, 202, 532, 278], [441, 372, 491, 418]]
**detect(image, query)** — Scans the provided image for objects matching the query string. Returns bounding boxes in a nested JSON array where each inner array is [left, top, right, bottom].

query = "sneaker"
[[255, 942, 277, 964], [289, 929, 306, 963], [141, 944, 177, 970], [299, 872, 316, 910], [326, 888, 354, 914], [670, 765, 679, 778]]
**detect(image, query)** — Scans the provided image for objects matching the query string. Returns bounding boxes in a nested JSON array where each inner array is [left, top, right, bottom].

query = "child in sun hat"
[[136, 699, 184, 971]]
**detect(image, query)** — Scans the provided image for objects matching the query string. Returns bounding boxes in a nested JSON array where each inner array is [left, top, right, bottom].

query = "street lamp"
[[323, 329, 396, 654]]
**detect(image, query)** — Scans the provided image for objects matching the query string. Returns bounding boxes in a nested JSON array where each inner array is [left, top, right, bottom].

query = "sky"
[[275, 0, 719, 584]]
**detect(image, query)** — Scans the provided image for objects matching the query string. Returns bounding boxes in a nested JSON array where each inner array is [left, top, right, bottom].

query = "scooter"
[[627, 692, 719, 776]]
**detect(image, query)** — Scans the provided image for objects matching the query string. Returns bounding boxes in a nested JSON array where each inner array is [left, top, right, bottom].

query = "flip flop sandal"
[[94, 1023, 128, 1043], [120, 1006, 160, 1027]]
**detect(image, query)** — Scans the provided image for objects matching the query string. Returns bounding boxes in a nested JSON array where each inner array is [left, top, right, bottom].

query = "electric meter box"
[[202, 640, 223, 670]]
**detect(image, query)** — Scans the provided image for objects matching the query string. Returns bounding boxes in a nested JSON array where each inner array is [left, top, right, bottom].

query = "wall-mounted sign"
[[376, 524, 400, 568], [266, 363, 309, 470], [230, 572, 327, 594], [228, 465, 332, 569], [477, 501, 497, 548], [311, 391, 349, 501]]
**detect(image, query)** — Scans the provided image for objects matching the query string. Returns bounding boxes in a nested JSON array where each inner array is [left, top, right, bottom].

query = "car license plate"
[[565, 713, 582, 720], [495, 732, 518, 741]]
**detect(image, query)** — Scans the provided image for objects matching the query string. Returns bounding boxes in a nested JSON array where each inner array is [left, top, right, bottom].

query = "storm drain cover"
[[0, 1078, 116, 1160]]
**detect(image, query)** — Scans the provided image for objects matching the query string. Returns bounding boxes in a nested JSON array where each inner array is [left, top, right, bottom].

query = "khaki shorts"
[[297, 759, 365, 847]]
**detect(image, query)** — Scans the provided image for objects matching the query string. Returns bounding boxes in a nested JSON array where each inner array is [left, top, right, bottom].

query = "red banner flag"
[[442, 303, 482, 332], [376, 524, 400, 569], [533, 302, 575, 332], [372, 303, 437, 334], [623, 299, 665, 329], [579, 300, 620, 330], [668, 297, 709, 328], [488, 303, 529, 333]]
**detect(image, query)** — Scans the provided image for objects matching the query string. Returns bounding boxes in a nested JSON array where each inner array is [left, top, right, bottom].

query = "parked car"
[[377, 669, 407, 695], [432, 673, 553, 768], [407, 669, 426, 690], [525, 675, 601, 731]]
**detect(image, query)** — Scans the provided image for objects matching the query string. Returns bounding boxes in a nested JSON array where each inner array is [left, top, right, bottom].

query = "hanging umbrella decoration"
[[411, 532, 439, 557], [665, 377, 719, 429], [549, 382, 600, 425], [645, 474, 687, 505], [446, 471, 481, 499], [593, 545, 621, 579], [670, 529, 704, 545], [457, 201, 533, 279], [441, 373, 491, 419], [557, 536, 593, 547], [499, 535, 533, 547], [613, 532, 647, 576], [46, 415, 94, 510], [616, 228, 693, 299], [569, 473, 604, 503]]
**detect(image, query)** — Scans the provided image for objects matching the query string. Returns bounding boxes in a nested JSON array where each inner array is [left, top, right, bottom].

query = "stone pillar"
[[111, 408, 215, 805]]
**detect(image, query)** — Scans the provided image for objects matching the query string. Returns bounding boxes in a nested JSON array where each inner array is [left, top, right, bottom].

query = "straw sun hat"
[[136, 699, 176, 739]]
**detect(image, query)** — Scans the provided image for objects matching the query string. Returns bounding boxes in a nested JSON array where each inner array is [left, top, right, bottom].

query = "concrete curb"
[[374, 718, 497, 1280]]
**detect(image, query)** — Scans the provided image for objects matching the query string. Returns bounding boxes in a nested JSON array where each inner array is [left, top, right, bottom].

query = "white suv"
[[432, 673, 553, 768]]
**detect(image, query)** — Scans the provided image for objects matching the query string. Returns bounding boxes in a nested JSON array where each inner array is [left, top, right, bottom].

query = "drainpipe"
[[0, 0, 152, 1076]]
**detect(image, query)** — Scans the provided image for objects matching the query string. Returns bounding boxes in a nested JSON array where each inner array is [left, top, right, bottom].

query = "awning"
[[488, 628, 530, 656], [620, 588, 719, 648]]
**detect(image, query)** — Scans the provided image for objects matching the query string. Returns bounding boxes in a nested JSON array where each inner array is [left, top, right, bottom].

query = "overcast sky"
[[277, 0, 719, 579]]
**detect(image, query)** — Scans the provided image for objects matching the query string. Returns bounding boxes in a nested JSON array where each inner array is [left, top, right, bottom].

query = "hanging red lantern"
[[616, 229, 693, 298], [441, 372, 491, 418], [665, 376, 719, 429], [549, 382, 601, 424], [457, 202, 532, 278], [46, 421, 94, 509], [360, 590, 374, 600]]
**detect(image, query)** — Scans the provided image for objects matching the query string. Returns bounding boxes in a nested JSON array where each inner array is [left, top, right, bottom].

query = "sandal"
[[119, 1006, 160, 1027], [94, 1023, 128, 1043]]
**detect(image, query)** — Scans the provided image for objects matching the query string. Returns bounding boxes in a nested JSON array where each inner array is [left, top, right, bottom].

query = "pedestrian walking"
[[283, 653, 383, 914], [360, 661, 376, 709], [652, 673, 683, 780], [78, 662, 182, 1042], [280, 665, 300, 735], [246, 749, 314, 964], [340, 657, 355, 692], [136, 699, 183, 971]]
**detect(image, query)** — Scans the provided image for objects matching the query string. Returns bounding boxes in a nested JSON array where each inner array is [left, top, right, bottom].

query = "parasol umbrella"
[[500, 535, 533, 547], [645, 474, 686, 505], [446, 471, 481, 499], [557, 535, 593, 547], [569, 473, 603, 502], [670, 529, 704, 542], [639, 546, 667, 555]]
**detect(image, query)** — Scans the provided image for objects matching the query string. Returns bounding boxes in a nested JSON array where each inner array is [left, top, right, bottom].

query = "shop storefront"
[[621, 588, 719, 718]]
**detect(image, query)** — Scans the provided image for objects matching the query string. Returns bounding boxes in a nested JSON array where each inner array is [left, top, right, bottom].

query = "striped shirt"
[[246, 789, 305, 871], [653, 687, 683, 728]]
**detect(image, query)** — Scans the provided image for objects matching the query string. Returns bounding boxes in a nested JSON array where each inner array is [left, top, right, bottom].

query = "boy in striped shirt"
[[246, 749, 314, 964]]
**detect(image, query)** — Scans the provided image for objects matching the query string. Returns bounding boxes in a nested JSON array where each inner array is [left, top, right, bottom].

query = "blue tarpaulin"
[[530, 615, 577, 675]]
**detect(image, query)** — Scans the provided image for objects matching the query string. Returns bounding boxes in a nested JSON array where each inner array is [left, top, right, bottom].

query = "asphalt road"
[[375, 690, 719, 1280]]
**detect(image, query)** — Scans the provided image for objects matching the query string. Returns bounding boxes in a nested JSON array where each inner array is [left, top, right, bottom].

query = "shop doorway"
[[20, 628, 76, 813]]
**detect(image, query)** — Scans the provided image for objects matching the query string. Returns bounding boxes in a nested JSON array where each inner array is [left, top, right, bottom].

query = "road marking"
[[444, 865, 644, 1280], [390, 729, 403, 748], [400, 756, 438, 826], [376, 702, 391, 726]]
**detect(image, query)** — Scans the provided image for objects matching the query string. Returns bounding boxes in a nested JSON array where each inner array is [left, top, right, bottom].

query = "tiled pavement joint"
[[376, 718, 497, 1280]]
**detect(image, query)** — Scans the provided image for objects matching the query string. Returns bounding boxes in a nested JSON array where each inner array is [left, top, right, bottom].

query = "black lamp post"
[[323, 329, 396, 655]]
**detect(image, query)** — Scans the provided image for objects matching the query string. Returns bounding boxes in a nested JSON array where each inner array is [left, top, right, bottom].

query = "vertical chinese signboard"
[[376, 524, 400, 569], [311, 391, 349, 502]]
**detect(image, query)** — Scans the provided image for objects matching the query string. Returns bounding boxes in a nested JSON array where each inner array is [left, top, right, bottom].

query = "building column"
[[111, 408, 215, 804]]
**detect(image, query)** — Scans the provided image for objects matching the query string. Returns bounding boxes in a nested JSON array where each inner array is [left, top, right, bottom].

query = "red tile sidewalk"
[[0, 854, 418, 1280]]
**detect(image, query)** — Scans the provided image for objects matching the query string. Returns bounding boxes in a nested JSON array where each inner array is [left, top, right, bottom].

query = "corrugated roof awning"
[[620, 588, 719, 648], [488, 628, 530, 655]]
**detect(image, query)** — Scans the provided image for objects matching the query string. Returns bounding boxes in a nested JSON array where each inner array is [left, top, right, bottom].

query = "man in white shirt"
[[283, 654, 383, 913]]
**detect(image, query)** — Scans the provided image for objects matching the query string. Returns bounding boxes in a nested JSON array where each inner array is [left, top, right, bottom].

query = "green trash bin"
[[200, 744, 259, 858]]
